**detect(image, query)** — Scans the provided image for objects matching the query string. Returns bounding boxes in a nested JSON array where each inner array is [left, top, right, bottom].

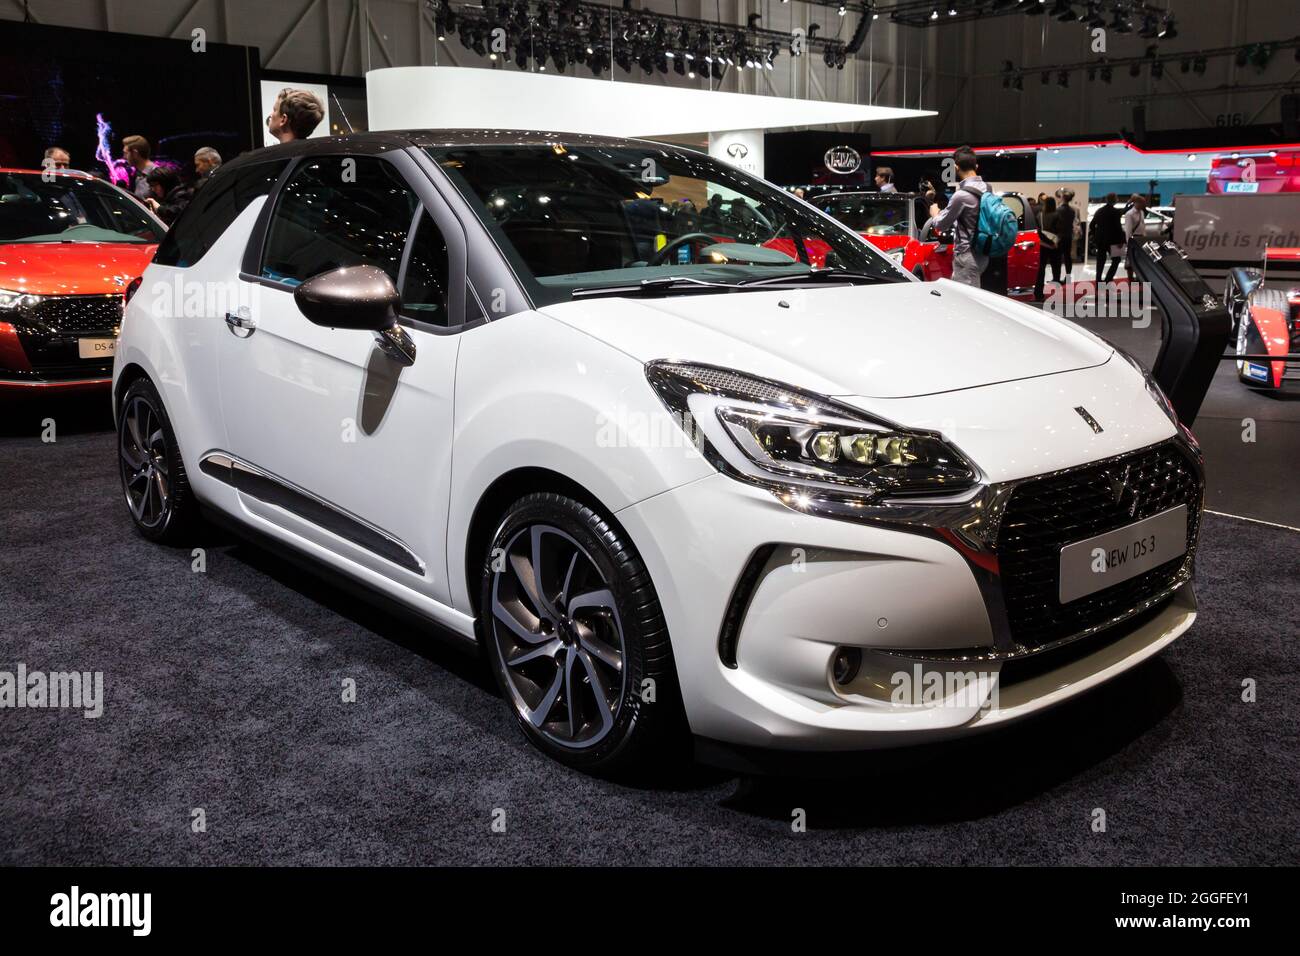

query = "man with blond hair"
[[266, 88, 325, 144], [122, 135, 157, 200]]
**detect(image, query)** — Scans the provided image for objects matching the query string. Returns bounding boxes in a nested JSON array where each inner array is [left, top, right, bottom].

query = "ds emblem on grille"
[[1074, 406, 1103, 433], [1104, 463, 1135, 513]]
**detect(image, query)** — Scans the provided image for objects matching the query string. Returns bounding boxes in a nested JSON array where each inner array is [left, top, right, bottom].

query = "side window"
[[400, 211, 452, 326], [260, 156, 417, 286], [152, 161, 287, 267], [1002, 194, 1028, 229]]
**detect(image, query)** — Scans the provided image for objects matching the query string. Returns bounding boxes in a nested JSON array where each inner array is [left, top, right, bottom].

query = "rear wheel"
[[479, 493, 682, 775], [117, 377, 199, 543]]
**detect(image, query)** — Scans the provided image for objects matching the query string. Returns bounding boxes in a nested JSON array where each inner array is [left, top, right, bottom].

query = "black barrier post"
[[1127, 238, 1234, 427]]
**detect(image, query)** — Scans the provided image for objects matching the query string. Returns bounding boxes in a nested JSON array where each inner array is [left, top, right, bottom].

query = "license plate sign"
[[1058, 505, 1188, 604], [78, 338, 116, 359]]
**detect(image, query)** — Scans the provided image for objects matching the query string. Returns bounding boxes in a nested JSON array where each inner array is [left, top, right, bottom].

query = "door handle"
[[225, 308, 256, 336]]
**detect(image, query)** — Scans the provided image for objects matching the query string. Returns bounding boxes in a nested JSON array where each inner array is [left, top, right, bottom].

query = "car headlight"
[[645, 361, 978, 501], [0, 288, 43, 310]]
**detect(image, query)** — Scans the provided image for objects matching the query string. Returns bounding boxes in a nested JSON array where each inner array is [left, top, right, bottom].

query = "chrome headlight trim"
[[644, 360, 980, 503]]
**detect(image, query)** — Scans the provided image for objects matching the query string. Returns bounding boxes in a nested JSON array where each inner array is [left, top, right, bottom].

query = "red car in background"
[[0, 168, 164, 392], [811, 190, 1041, 300], [1208, 150, 1300, 194]]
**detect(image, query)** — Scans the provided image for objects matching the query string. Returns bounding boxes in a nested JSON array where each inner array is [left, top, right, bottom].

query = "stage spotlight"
[[1057, 70, 1068, 88], [1192, 56, 1206, 74], [1158, 16, 1177, 39]]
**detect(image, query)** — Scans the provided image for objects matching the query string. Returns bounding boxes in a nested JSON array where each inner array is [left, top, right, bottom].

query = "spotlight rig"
[[426, 0, 854, 79], [880, 0, 1168, 30]]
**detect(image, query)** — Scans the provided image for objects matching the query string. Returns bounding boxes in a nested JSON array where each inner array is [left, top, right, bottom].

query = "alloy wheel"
[[119, 395, 171, 530], [489, 524, 627, 750]]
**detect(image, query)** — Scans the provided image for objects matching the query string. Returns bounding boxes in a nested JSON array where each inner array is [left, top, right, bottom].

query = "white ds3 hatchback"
[[113, 131, 1204, 774]]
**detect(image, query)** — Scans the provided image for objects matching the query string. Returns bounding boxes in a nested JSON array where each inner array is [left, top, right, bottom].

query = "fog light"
[[832, 647, 862, 686]]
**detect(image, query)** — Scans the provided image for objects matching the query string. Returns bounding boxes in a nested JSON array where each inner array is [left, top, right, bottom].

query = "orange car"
[[0, 168, 164, 392]]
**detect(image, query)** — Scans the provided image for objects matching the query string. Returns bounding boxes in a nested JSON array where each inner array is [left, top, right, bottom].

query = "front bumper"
[[0, 294, 121, 390], [617, 442, 1200, 751]]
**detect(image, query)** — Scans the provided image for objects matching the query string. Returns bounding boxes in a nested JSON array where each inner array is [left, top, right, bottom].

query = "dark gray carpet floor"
[[0, 395, 1297, 865]]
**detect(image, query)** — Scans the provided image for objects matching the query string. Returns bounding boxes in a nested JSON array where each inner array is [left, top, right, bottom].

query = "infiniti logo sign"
[[726, 142, 749, 159]]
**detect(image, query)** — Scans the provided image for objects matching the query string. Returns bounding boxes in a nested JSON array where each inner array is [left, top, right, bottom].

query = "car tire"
[[117, 377, 200, 544], [478, 492, 684, 776]]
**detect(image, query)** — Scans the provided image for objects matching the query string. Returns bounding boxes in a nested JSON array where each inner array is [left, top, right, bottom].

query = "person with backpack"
[[927, 145, 1019, 289]]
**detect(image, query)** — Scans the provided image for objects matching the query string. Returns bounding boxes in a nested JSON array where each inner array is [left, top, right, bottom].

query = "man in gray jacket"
[[927, 146, 987, 287]]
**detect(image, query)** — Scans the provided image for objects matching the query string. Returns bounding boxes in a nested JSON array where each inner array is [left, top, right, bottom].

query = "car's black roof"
[[221, 129, 695, 174]]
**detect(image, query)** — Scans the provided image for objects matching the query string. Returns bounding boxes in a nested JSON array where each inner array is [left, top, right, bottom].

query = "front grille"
[[9, 294, 122, 376], [24, 294, 123, 335], [996, 442, 1202, 650]]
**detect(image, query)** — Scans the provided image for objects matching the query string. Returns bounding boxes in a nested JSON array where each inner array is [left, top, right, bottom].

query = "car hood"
[[0, 241, 157, 296], [540, 278, 1113, 399]]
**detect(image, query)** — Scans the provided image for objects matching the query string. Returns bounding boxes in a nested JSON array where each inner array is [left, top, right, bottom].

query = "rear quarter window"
[[152, 160, 288, 268]]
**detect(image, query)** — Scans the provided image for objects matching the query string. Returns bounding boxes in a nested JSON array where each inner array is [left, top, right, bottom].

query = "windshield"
[[814, 195, 914, 236], [426, 143, 904, 302], [0, 172, 164, 245]]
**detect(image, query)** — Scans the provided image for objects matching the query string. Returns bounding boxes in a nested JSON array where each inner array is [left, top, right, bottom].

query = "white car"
[[113, 131, 1204, 774]]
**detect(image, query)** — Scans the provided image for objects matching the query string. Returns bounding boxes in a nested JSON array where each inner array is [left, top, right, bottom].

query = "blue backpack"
[[963, 185, 1019, 257]]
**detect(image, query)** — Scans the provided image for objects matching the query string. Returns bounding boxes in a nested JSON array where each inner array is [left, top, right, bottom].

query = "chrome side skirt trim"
[[199, 452, 426, 576]]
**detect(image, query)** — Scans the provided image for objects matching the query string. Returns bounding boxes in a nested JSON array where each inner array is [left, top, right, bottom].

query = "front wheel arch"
[[464, 467, 628, 622]]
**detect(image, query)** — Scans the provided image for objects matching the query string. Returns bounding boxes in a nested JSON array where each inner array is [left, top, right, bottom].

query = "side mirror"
[[293, 265, 416, 366], [294, 265, 400, 331]]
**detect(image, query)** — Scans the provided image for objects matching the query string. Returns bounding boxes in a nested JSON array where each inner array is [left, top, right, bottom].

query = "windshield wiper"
[[735, 270, 891, 288], [570, 276, 752, 299]]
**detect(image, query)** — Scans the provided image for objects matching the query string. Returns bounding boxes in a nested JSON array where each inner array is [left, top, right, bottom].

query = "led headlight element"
[[645, 361, 978, 500], [0, 289, 43, 311]]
